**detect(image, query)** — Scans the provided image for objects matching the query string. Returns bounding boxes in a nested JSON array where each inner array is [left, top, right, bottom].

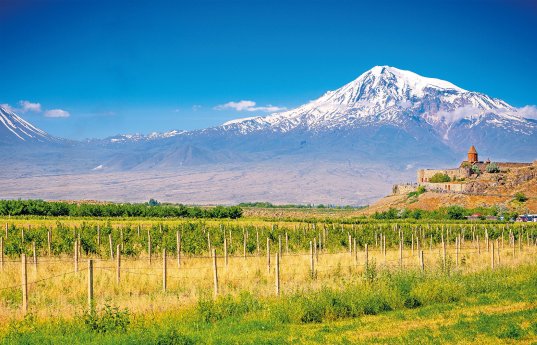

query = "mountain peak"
[[360, 65, 466, 94], [0, 105, 55, 144]]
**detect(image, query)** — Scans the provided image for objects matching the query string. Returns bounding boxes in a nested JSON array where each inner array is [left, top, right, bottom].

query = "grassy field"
[[0, 215, 536, 343]]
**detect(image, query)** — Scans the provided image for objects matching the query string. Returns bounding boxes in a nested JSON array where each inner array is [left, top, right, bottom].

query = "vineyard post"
[[116, 244, 121, 284], [383, 234, 387, 264], [0, 237, 3, 270], [278, 235, 282, 259], [491, 241, 495, 269], [348, 233, 352, 255], [411, 233, 414, 256], [496, 239, 501, 265], [109, 234, 113, 259], [21, 227, 24, 246], [318, 232, 322, 252], [163, 248, 167, 292], [416, 236, 420, 259], [353, 237, 357, 265], [485, 229, 489, 252], [518, 230, 522, 253], [176, 231, 181, 268], [312, 237, 316, 263], [88, 259, 94, 311], [275, 252, 280, 296], [74, 239, 79, 273], [309, 241, 314, 278], [224, 237, 228, 266], [120, 229, 124, 251], [256, 228, 259, 255], [365, 243, 369, 271], [212, 249, 218, 298], [96, 225, 101, 248], [285, 232, 289, 254], [266, 238, 270, 273], [456, 236, 459, 268], [207, 232, 211, 256], [244, 233, 247, 259], [137, 224, 140, 237], [512, 233, 515, 258], [47, 229, 52, 256], [399, 239, 403, 269], [21, 254, 28, 315], [148, 232, 152, 264], [442, 238, 447, 270], [32, 241, 37, 273], [420, 250, 424, 272]]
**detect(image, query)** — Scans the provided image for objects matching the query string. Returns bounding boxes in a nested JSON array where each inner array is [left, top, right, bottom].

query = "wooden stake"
[[148, 232, 152, 264], [74, 240, 79, 273], [491, 241, 495, 269], [365, 243, 369, 270], [32, 241, 37, 272], [0, 237, 3, 270], [285, 232, 289, 254], [176, 231, 181, 268], [88, 259, 94, 310], [47, 230, 52, 256], [163, 248, 167, 292], [309, 241, 314, 278], [266, 238, 271, 273], [116, 244, 121, 284], [275, 252, 280, 296], [212, 249, 218, 298], [420, 250, 424, 272], [109, 234, 113, 259], [21, 254, 27, 314]]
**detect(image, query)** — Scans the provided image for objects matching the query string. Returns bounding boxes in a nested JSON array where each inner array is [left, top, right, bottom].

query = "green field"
[[0, 212, 536, 344]]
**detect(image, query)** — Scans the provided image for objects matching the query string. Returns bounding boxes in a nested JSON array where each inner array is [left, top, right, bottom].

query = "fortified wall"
[[392, 146, 535, 195]]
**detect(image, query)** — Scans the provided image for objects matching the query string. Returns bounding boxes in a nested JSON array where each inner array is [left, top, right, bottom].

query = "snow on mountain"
[[0, 105, 56, 143], [220, 66, 534, 139]]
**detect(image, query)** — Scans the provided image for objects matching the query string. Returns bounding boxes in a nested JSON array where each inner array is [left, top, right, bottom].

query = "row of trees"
[[0, 200, 243, 219], [372, 205, 518, 221]]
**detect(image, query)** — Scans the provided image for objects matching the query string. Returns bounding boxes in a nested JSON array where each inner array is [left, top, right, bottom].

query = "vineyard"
[[1, 217, 536, 324]]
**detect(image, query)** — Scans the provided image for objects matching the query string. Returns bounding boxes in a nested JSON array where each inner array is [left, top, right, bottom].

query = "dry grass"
[[1, 239, 535, 326]]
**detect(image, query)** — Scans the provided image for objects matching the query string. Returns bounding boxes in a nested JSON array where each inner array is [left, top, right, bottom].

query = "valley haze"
[[1, 66, 536, 205]]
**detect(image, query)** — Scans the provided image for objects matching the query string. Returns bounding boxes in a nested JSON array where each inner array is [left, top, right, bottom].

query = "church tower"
[[468, 145, 478, 163]]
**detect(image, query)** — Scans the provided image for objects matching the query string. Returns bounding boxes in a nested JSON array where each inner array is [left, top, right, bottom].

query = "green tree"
[[514, 192, 528, 202], [429, 173, 451, 183], [486, 162, 500, 173]]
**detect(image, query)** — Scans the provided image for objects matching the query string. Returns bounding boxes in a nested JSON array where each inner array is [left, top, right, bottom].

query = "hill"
[[368, 162, 537, 214]]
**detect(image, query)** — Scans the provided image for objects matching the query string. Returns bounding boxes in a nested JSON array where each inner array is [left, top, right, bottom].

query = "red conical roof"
[[468, 145, 477, 154]]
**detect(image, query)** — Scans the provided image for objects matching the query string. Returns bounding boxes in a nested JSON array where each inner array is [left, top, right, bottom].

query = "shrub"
[[497, 323, 524, 339], [471, 165, 481, 175], [514, 192, 528, 203], [446, 205, 466, 220], [429, 173, 451, 183], [156, 329, 196, 345], [486, 162, 500, 173], [83, 305, 131, 333]]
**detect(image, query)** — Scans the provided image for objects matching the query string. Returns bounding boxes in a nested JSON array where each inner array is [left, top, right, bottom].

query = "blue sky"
[[0, 0, 536, 139]]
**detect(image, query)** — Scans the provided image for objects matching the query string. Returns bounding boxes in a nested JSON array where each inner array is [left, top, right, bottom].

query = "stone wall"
[[420, 182, 469, 193], [392, 184, 418, 195], [416, 168, 467, 183]]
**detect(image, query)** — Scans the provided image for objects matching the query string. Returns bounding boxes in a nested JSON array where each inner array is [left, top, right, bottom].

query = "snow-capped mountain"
[[0, 105, 56, 144], [221, 66, 535, 138], [1, 66, 536, 177]]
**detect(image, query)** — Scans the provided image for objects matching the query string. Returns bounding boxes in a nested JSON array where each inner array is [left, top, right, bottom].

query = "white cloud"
[[44, 109, 70, 118], [517, 105, 537, 119], [214, 100, 286, 113], [192, 105, 202, 111], [0, 103, 14, 112], [19, 100, 42, 113], [436, 105, 480, 123]]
